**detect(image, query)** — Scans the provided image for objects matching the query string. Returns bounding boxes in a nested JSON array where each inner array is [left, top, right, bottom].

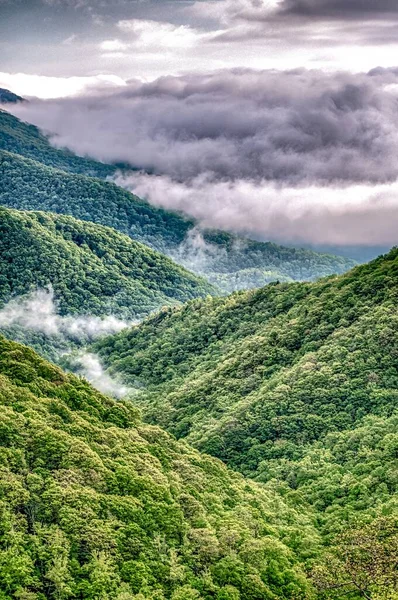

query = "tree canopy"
[[0, 335, 317, 600]]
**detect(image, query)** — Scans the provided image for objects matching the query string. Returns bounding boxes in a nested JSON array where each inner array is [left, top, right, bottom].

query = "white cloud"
[[71, 352, 131, 398], [115, 171, 398, 247], [100, 39, 129, 52], [0, 289, 130, 340], [0, 72, 126, 99], [117, 19, 207, 50]]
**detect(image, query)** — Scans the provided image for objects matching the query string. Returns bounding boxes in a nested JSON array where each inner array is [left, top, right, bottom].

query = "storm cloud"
[[277, 0, 398, 19], [9, 67, 398, 247], [11, 68, 398, 185]]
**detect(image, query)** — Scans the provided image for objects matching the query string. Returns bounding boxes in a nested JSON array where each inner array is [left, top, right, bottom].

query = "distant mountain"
[[0, 88, 24, 104], [0, 142, 357, 290], [0, 334, 316, 599], [0, 206, 213, 318]]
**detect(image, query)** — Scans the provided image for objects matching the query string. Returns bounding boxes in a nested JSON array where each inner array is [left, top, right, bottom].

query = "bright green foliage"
[[0, 110, 114, 176], [0, 207, 213, 318], [311, 516, 398, 599], [0, 336, 316, 600], [0, 145, 356, 289], [95, 249, 398, 532], [262, 414, 398, 535]]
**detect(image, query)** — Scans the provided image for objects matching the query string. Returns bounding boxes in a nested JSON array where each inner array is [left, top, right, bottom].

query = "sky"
[[2, 0, 398, 251]]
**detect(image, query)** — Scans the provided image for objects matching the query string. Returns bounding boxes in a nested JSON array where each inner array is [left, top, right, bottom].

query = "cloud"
[[117, 19, 204, 50], [277, 0, 398, 19], [192, 0, 398, 25], [0, 72, 126, 99], [115, 171, 398, 247], [11, 68, 398, 183], [70, 352, 131, 398], [9, 67, 398, 247], [0, 289, 130, 340], [100, 39, 129, 52], [0, 289, 133, 398]]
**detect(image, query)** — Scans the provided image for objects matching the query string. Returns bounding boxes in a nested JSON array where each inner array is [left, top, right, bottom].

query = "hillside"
[[0, 109, 114, 176], [0, 147, 356, 289], [0, 88, 24, 104], [0, 207, 213, 318], [0, 335, 317, 600], [95, 249, 398, 531]]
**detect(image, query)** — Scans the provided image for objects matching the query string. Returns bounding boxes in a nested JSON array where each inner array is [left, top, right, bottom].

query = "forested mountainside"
[[95, 249, 398, 534], [0, 207, 212, 317], [0, 89, 24, 104], [0, 109, 114, 177], [0, 146, 356, 289], [0, 335, 320, 600]]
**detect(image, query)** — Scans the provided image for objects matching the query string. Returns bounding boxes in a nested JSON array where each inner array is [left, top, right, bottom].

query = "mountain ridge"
[[0, 143, 357, 290]]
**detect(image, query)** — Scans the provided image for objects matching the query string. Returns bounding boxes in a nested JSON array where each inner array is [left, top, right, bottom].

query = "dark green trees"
[[0, 207, 213, 319]]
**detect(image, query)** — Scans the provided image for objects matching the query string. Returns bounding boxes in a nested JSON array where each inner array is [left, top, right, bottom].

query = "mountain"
[[0, 88, 24, 104], [0, 146, 357, 290], [0, 207, 213, 318], [0, 109, 114, 176], [95, 249, 398, 531], [0, 335, 317, 600]]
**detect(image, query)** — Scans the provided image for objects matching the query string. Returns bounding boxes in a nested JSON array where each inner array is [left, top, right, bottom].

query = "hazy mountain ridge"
[[0, 109, 114, 177], [0, 206, 214, 364], [0, 109, 358, 290], [0, 145, 356, 291], [0, 88, 24, 104], [0, 206, 212, 318]]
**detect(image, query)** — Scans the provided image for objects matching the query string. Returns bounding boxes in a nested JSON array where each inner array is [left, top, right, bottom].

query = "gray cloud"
[[9, 67, 398, 247], [278, 0, 398, 19], [11, 68, 398, 185]]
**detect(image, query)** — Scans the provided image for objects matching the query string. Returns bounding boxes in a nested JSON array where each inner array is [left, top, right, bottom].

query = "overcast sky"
[[2, 0, 398, 96], [2, 0, 398, 250]]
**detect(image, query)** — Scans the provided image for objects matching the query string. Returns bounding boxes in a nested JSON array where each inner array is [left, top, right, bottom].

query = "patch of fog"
[[0, 288, 134, 399], [169, 227, 227, 274], [0, 288, 130, 340], [70, 352, 132, 399]]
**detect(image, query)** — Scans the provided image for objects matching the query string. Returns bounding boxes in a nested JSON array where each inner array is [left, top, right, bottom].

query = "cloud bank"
[[117, 171, 398, 247], [11, 68, 398, 185], [9, 67, 398, 246], [0, 289, 129, 340]]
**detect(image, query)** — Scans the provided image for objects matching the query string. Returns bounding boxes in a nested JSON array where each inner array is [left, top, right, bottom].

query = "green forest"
[[0, 207, 212, 318], [95, 249, 398, 544], [0, 104, 396, 600], [0, 336, 318, 600]]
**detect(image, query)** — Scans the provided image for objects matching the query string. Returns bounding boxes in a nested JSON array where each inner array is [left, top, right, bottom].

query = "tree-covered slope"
[[0, 110, 114, 176], [0, 335, 317, 600], [0, 207, 213, 319], [95, 249, 398, 480], [0, 89, 24, 104], [0, 147, 356, 288]]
